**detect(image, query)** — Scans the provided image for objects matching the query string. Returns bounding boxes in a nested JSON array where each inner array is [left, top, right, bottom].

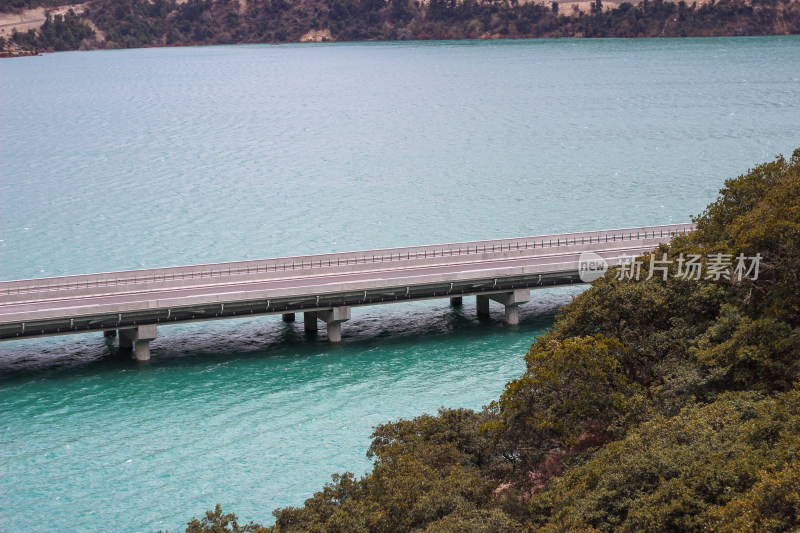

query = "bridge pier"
[[317, 306, 351, 343], [488, 289, 531, 325], [476, 295, 490, 317], [505, 304, 520, 325], [282, 313, 296, 323], [304, 311, 318, 333], [450, 296, 463, 307], [119, 325, 157, 362]]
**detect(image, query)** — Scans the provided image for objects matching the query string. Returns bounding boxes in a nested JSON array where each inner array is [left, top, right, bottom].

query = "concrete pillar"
[[134, 340, 151, 361], [326, 321, 343, 343], [476, 295, 490, 317], [450, 296, 463, 307], [505, 305, 520, 326], [119, 325, 157, 362], [304, 311, 318, 332], [488, 289, 531, 325], [282, 313, 295, 322], [318, 306, 351, 344], [104, 329, 117, 338]]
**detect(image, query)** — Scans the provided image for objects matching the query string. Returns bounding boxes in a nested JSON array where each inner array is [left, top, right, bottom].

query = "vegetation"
[[9, 9, 95, 51], [167, 150, 800, 532], [5, 0, 800, 54]]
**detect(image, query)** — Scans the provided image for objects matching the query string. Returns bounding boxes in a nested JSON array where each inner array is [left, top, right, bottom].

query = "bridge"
[[0, 223, 694, 361]]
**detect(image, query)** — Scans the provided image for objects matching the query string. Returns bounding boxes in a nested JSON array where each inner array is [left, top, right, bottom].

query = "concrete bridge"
[[0, 223, 694, 361]]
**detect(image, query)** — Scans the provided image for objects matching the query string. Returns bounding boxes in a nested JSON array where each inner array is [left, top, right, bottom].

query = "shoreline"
[[1, 0, 798, 56], [4, 29, 799, 58]]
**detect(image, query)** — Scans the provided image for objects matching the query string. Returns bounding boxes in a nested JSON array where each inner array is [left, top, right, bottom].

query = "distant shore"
[[1, 0, 799, 56]]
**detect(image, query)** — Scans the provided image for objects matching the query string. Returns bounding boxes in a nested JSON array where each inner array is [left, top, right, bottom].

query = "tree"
[[161, 504, 269, 533]]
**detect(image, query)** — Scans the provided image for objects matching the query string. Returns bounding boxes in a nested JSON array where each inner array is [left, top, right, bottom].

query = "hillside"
[[165, 150, 800, 532], [1, 0, 799, 54]]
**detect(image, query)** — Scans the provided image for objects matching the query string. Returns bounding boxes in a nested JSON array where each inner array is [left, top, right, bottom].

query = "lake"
[[0, 36, 798, 532]]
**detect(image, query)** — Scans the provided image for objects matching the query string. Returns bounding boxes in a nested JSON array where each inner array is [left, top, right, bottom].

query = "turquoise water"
[[1, 37, 799, 532]]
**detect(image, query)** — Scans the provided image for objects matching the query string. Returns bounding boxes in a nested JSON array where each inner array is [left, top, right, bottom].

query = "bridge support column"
[[326, 322, 343, 343], [317, 306, 350, 344], [104, 330, 117, 338], [304, 311, 318, 333], [134, 340, 151, 362], [450, 296, 463, 307], [489, 289, 531, 325], [282, 313, 295, 323], [505, 305, 520, 325], [119, 325, 157, 362], [476, 295, 490, 317]]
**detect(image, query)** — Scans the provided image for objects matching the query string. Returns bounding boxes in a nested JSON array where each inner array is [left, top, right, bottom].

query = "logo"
[[579, 251, 608, 283]]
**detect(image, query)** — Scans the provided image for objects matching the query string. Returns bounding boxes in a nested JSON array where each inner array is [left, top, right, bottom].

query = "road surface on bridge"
[[0, 223, 694, 358]]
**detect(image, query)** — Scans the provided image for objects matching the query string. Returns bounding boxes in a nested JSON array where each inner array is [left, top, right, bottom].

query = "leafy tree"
[[527, 390, 800, 532], [162, 504, 269, 533], [690, 149, 800, 325], [271, 408, 499, 532], [37, 10, 95, 50], [713, 459, 800, 533], [489, 335, 642, 475]]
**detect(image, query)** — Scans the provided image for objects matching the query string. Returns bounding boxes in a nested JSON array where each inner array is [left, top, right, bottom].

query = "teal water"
[[1, 37, 799, 532]]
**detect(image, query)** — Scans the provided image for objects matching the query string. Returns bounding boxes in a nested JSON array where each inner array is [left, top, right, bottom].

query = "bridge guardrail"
[[1, 223, 695, 296]]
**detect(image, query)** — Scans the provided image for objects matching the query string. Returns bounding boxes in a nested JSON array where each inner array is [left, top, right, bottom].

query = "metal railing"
[[1, 223, 694, 296]]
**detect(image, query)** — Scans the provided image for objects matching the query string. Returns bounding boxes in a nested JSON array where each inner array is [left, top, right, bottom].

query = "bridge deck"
[[0, 223, 693, 345]]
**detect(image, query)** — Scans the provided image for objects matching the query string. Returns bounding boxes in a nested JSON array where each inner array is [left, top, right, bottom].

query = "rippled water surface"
[[1, 37, 799, 532]]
